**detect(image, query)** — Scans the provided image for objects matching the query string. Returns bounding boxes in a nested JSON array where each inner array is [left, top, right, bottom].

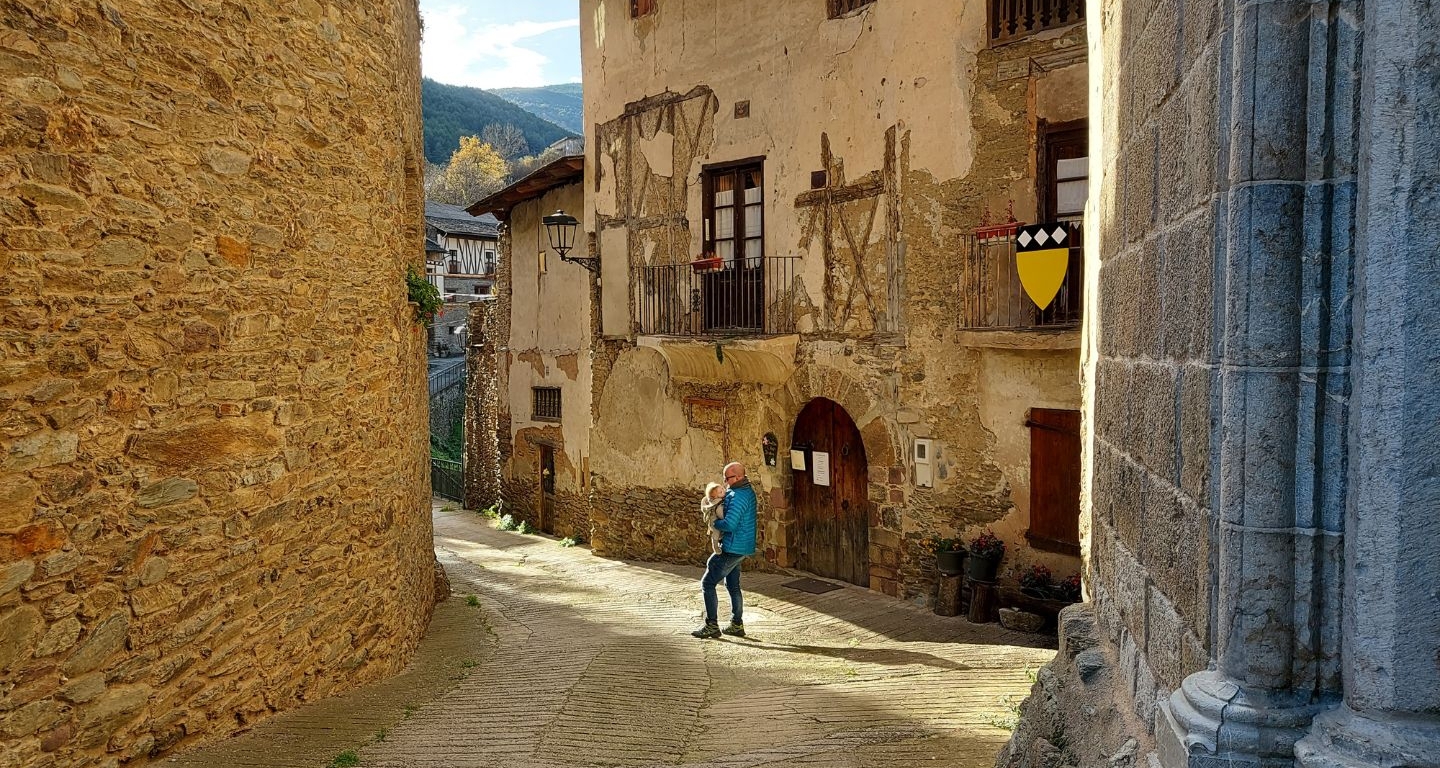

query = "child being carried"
[[700, 481, 726, 554]]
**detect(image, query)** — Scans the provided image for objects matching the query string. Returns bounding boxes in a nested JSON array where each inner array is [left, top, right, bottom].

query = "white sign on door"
[[812, 451, 831, 486]]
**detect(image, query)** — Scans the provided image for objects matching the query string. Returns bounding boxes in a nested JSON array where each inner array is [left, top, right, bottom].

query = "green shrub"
[[516, 520, 535, 535], [405, 264, 443, 326], [496, 513, 518, 531], [328, 751, 360, 768]]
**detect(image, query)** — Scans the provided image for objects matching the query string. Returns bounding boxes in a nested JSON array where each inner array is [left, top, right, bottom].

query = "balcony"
[[989, 0, 1085, 43], [445, 251, 496, 278], [957, 227, 1082, 332], [634, 256, 799, 338]]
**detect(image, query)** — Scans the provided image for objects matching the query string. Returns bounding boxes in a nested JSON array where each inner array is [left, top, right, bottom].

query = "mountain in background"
[[422, 78, 577, 165], [493, 83, 585, 135]]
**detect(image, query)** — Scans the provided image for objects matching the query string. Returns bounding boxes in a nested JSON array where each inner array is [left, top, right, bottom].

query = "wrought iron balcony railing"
[[957, 226, 1082, 331], [634, 256, 800, 337]]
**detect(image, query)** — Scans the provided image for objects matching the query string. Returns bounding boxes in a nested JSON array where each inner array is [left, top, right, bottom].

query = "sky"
[[420, 0, 582, 90]]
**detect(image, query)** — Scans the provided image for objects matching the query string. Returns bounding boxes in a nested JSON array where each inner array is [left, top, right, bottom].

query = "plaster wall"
[[580, 0, 1089, 598], [499, 182, 592, 536]]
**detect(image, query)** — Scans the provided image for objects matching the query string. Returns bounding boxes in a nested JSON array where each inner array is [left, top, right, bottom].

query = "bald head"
[[723, 462, 746, 486]]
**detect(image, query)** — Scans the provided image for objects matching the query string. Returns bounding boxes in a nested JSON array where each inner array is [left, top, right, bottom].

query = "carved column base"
[[1157, 671, 1331, 768], [1295, 704, 1440, 768]]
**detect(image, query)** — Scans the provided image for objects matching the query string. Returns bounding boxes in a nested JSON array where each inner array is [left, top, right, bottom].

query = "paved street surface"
[[169, 503, 1054, 768]]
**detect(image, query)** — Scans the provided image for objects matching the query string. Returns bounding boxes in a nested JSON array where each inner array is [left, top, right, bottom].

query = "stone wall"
[[0, 1, 434, 764], [464, 301, 501, 512], [427, 303, 470, 358], [428, 374, 464, 454], [1004, 0, 1440, 761]]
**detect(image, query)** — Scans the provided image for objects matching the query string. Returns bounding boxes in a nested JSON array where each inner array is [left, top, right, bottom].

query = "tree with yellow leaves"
[[425, 135, 509, 207]]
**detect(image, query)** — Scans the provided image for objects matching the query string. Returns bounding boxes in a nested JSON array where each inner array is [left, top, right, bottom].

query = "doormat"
[[781, 577, 843, 595]]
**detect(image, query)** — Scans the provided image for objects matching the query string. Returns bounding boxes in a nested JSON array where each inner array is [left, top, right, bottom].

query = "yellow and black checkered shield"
[[1015, 223, 1074, 310]]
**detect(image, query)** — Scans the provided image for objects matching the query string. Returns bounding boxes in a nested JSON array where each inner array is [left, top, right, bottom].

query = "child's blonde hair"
[[704, 481, 725, 500]]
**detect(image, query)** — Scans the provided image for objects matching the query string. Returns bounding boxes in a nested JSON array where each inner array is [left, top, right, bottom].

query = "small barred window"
[[532, 387, 562, 421], [828, 0, 875, 18]]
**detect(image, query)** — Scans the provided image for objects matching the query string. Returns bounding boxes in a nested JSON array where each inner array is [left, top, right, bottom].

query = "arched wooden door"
[[791, 398, 869, 587]]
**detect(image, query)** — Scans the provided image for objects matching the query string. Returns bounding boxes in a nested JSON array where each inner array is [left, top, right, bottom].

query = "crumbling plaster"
[[501, 183, 591, 498], [580, 0, 1089, 596]]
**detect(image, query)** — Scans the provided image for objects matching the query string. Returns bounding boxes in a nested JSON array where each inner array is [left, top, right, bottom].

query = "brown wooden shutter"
[[1026, 408, 1081, 555]]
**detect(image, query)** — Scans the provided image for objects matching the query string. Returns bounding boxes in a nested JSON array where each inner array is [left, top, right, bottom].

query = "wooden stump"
[[968, 580, 999, 623], [934, 574, 963, 616]]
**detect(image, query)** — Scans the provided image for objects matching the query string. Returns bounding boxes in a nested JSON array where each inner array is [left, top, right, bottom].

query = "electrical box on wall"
[[913, 438, 934, 488]]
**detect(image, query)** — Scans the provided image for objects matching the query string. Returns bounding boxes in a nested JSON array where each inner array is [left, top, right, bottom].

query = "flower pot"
[[966, 552, 1001, 583], [936, 549, 966, 576], [1021, 586, 1053, 601], [690, 256, 723, 273]]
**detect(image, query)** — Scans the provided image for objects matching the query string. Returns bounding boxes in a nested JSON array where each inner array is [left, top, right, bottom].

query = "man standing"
[[692, 461, 757, 639]]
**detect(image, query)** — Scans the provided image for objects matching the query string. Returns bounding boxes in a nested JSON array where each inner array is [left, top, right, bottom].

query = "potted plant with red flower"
[[1019, 564, 1055, 599], [966, 529, 1006, 583]]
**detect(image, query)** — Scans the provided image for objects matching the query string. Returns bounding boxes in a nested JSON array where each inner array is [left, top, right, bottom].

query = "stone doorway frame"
[[772, 365, 905, 596]]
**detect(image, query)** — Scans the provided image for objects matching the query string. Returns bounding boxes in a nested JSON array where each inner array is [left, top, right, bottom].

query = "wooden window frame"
[[532, 387, 562, 422], [1037, 119, 1088, 222], [828, 0, 876, 19], [700, 158, 766, 264]]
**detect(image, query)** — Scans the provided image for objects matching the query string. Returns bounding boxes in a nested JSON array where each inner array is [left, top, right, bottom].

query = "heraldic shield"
[[1014, 223, 1074, 310]]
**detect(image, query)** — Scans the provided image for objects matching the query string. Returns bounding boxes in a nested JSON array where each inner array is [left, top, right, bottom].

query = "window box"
[[690, 255, 723, 273]]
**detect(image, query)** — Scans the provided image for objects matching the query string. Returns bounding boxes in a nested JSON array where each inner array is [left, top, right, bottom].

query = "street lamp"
[[542, 210, 599, 273]]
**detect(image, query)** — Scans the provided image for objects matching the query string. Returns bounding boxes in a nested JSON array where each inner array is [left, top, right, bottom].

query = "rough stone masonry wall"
[[1007, 0, 1382, 756], [1082, 0, 1224, 715], [0, 2, 434, 765], [464, 301, 501, 512]]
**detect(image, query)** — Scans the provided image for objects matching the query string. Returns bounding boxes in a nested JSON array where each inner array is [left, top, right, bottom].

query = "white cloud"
[[422, 6, 579, 89]]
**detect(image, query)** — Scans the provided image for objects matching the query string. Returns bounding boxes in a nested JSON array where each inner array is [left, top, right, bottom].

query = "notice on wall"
[[790, 449, 807, 471], [812, 451, 831, 486]]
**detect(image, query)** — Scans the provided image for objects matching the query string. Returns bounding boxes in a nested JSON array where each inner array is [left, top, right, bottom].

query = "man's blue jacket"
[[713, 479, 758, 556]]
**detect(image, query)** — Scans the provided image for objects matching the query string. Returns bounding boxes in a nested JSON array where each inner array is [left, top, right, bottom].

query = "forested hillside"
[[422, 78, 576, 165], [493, 83, 585, 135]]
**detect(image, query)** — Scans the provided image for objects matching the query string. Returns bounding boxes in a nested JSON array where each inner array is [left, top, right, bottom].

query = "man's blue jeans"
[[702, 552, 746, 625]]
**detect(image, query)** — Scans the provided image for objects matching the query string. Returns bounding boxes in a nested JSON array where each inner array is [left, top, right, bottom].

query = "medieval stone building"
[[0, 1, 435, 764], [571, 0, 1091, 602]]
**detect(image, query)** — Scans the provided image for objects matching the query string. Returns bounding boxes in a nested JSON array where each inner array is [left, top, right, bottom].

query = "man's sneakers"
[[691, 621, 746, 639]]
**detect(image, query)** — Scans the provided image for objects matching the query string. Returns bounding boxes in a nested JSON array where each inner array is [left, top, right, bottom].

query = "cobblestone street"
[[168, 503, 1054, 768]]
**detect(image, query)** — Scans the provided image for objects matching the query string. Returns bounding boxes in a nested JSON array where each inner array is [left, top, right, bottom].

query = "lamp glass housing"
[[542, 211, 579, 257]]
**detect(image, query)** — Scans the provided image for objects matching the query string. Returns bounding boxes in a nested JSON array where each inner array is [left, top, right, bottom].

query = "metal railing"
[[444, 251, 496, 277], [634, 256, 799, 337], [989, 0, 1085, 43], [429, 361, 466, 396], [431, 457, 463, 502], [957, 228, 1082, 330]]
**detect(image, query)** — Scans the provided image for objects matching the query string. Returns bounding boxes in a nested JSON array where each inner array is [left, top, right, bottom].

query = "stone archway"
[[773, 364, 905, 593]]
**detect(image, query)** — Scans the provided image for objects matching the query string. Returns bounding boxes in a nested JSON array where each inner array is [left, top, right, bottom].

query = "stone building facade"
[[0, 2, 435, 765], [576, 0, 1091, 600], [470, 157, 592, 540], [1000, 0, 1440, 762]]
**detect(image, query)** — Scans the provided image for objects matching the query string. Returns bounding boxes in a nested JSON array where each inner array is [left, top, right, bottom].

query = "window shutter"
[[1026, 408, 1081, 554]]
